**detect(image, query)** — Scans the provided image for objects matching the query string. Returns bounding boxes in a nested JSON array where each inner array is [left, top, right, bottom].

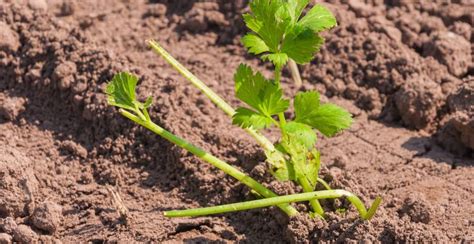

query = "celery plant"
[[105, 0, 381, 220]]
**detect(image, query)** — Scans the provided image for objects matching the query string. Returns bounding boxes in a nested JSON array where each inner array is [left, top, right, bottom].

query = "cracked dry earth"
[[0, 0, 473, 243]]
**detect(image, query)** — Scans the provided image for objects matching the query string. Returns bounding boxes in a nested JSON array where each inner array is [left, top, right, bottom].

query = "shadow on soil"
[[401, 136, 473, 167]]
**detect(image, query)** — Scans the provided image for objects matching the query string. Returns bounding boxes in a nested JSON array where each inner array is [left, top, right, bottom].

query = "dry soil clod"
[[30, 201, 63, 234]]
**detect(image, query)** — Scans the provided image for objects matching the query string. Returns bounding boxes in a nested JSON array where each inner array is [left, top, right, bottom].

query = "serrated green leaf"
[[232, 107, 274, 130], [234, 64, 289, 117], [296, 103, 353, 137], [106, 72, 140, 111], [234, 64, 265, 109], [282, 121, 317, 149], [106, 72, 153, 115], [287, 0, 310, 22], [261, 53, 289, 69], [243, 13, 262, 34], [275, 3, 292, 27], [245, 0, 290, 51], [242, 34, 270, 55], [298, 4, 337, 32], [248, 0, 285, 23], [294, 91, 320, 122], [243, 1, 336, 67], [282, 28, 324, 64], [294, 91, 352, 136]]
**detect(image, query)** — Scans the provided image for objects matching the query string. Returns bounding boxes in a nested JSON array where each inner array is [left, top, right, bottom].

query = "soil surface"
[[1, 0, 473, 243]]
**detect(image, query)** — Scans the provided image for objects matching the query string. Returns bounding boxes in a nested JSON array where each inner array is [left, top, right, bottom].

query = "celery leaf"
[[235, 64, 289, 118]]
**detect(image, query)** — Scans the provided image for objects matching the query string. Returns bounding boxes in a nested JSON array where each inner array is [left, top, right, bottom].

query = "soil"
[[0, 0, 473, 243]]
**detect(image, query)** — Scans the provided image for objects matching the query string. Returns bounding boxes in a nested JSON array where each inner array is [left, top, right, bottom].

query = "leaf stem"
[[134, 104, 147, 121], [274, 66, 282, 85], [273, 66, 287, 132], [119, 109, 299, 217], [277, 112, 287, 137], [299, 177, 325, 218], [317, 178, 332, 190], [148, 41, 234, 117], [274, 59, 325, 218], [278, 113, 287, 127], [288, 59, 302, 87], [364, 196, 382, 220], [164, 189, 381, 219], [148, 40, 275, 153]]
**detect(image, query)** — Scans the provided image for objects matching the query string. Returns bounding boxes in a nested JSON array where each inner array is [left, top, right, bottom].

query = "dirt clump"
[[30, 201, 63, 234], [398, 193, 433, 224], [60, 140, 88, 159], [0, 146, 38, 218], [59, 0, 76, 16], [437, 80, 474, 154], [348, 0, 379, 18], [53, 61, 77, 90], [179, 2, 229, 33], [0, 217, 17, 234], [0, 21, 20, 53], [3, 218, 39, 243], [0, 94, 27, 121], [285, 214, 324, 242], [0, 233, 12, 244], [448, 21, 472, 40], [144, 3, 167, 18], [394, 76, 443, 130], [423, 31, 471, 77], [13, 224, 38, 243], [27, 0, 47, 11]]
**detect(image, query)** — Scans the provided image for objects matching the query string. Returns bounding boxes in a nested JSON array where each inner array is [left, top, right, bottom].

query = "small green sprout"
[[104, 0, 381, 221]]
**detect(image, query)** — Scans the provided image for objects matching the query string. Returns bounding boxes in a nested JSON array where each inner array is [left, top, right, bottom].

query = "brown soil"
[[0, 0, 473, 243]]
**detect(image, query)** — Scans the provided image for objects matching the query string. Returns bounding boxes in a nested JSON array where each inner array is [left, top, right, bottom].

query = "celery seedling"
[[105, 0, 381, 220], [105, 71, 381, 219]]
